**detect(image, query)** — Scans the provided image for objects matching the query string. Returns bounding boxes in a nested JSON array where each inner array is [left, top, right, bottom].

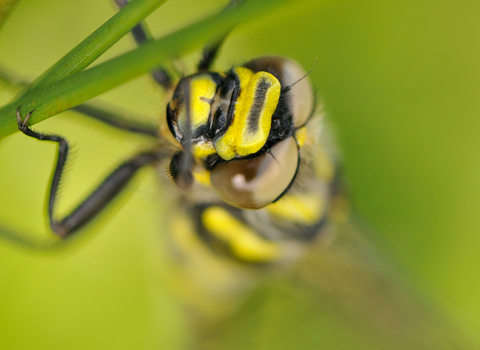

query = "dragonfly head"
[[166, 57, 314, 209]]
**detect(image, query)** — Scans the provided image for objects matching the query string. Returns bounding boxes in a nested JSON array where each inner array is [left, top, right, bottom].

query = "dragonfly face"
[[167, 57, 316, 210], [162, 57, 341, 264]]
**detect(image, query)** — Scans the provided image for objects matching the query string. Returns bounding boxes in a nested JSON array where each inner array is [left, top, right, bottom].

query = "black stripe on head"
[[226, 71, 241, 125], [211, 71, 241, 141], [247, 78, 272, 134]]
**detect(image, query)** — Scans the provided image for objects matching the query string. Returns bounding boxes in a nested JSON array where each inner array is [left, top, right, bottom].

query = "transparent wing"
[[194, 216, 473, 350]]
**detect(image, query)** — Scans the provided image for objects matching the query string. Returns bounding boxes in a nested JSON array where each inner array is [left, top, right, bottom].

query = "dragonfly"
[[0, 1, 472, 349]]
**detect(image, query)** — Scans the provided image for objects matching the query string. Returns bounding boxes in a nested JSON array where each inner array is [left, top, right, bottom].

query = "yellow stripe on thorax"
[[202, 206, 280, 262], [266, 193, 325, 225]]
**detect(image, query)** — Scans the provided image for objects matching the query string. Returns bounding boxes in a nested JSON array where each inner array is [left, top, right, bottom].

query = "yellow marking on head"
[[202, 206, 280, 262], [235, 71, 281, 156], [213, 67, 254, 160], [193, 141, 216, 159], [193, 169, 211, 187], [233, 67, 254, 91], [266, 193, 325, 225], [295, 126, 307, 147], [213, 124, 237, 160], [214, 68, 281, 160], [189, 75, 217, 128]]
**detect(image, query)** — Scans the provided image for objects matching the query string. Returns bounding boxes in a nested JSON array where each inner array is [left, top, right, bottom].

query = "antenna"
[[282, 57, 317, 93]]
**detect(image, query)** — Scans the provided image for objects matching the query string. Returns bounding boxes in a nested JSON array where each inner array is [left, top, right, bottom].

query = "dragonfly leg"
[[114, 0, 172, 89], [197, 33, 228, 72], [72, 103, 159, 137], [197, 0, 246, 71], [16, 108, 162, 238]]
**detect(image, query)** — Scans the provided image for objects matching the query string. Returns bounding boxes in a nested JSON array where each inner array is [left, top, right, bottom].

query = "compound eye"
[[210, 137, 299, 209], [281, 59, 314, 127], [169, 151, 194, 190]]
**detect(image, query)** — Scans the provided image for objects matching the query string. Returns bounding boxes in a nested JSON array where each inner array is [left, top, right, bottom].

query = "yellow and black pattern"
[[167, 66, 282, 162], [213, 68, 281, 160], [163, 56, 346, 264]]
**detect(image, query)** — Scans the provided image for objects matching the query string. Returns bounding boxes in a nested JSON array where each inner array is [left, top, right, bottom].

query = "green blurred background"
[[1, 0, 480, 348]]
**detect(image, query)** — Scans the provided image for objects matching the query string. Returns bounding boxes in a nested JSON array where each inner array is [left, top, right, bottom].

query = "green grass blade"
[[0, 63, 159, 134], [0, 0, 20, 31], [0, 0, 293, 139], [25, 0, 167, 94]]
